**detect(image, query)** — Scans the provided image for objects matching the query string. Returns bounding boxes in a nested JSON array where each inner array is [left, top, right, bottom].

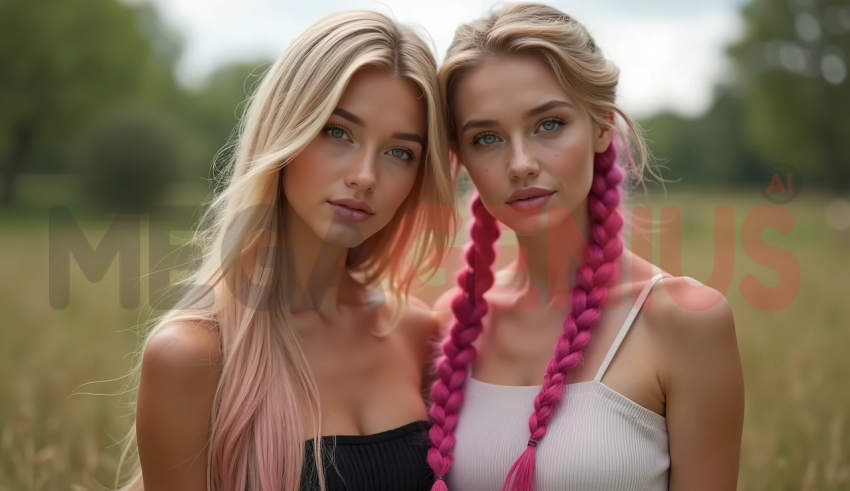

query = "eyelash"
[[324, 124, 351, 142], [471, 132, 500, 147], [537, 117, 566, 132], [323, 124, 417, 162], [470, 117, 567, 146], [390, 147, 417, 162]]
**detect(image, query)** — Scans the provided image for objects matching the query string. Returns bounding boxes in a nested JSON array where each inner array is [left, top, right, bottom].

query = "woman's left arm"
[[657, 277, 745, 491]]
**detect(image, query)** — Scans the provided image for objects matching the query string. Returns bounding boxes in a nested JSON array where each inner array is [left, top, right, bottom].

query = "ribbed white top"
[[447, 274, 670, 491]]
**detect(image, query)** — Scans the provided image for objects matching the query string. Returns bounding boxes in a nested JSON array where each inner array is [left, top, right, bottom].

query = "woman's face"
[[452, 55, 612, 236], [284, 66, 426, 248]]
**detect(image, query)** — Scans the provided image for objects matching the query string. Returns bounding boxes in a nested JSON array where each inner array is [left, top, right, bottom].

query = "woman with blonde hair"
[[116, 10, 455, 491], [428, 4, 744, 491]]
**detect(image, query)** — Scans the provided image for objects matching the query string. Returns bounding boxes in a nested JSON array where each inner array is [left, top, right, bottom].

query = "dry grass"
[[1, 189, 848, 490]]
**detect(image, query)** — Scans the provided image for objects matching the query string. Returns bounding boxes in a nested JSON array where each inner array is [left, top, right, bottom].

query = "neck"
[[510, 197, 591, 307], [283, 204, 354, 315]]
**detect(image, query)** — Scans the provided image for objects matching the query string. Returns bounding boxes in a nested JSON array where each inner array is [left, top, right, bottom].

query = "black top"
[[300, 420, 434, 491]]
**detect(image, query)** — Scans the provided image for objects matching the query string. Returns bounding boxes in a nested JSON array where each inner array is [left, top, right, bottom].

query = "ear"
[[449, 143, 463, 187], [594, 111, 616, 153]]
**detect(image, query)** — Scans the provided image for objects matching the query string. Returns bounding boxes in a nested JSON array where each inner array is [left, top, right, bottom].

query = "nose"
[[345, 151, 378, 192], [506, 141, 539, 181]]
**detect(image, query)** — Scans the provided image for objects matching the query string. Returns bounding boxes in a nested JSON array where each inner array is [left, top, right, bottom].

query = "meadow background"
[[2, 0, 850, 489]]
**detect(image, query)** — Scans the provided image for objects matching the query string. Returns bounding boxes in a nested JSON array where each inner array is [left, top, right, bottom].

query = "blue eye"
[[537, 119, 564, 133], [474, 133, 500, 146], [389, 148, 411, 160], [387, 147, 415, 160], [325, 125, 350, 141]]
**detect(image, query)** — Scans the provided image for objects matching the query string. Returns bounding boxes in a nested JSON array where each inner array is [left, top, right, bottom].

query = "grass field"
[[1, 186, 849, 490]]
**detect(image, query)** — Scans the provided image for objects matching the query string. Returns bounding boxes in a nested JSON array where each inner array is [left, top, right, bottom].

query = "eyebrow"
[[460, 119, 499, 133], [332, 108, 365, 126], [523, 100, 574, 118], [459, 100, 574, 134], [333, 108, 423, 147], [392, 132, 424, 147]]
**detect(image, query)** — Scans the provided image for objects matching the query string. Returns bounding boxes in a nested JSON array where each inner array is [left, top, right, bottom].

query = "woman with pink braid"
[[427, 4, 745, 491]]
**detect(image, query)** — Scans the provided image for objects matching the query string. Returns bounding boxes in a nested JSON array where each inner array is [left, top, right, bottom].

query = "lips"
[[505, 187, 556, 212], [506, 187, 555, 204], [328, 198, 374, 223], [328, 198, 374, 214]]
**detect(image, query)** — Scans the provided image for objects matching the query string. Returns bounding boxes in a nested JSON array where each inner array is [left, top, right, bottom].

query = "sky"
[[144, 0, 749, 118]]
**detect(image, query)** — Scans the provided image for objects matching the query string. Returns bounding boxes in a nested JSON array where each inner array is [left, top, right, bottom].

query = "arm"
[[654, 277, 745, 491], [136, 321, 222, 491]]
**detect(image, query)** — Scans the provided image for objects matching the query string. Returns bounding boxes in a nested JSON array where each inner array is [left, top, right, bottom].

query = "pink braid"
[[501, 140, 624, 491], [428, 140, 625, 491], [427, 196, 500, 491]]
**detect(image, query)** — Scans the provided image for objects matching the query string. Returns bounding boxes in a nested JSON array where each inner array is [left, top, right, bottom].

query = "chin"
[[495, 203, 580, 238], [494, 214, 542, 237], [320, 223, 371, 249]]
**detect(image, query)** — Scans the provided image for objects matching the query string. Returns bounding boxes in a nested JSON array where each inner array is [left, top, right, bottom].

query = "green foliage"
[[0, 0, 178, 203], [181, 61, 273, 181], [639, 0, 850, 192], [640, 89, 767, 186], [0, 0, 155, 134], [0, 0, 270, 208], [727, 0, 850, 191], [72, 107, 183, 210]]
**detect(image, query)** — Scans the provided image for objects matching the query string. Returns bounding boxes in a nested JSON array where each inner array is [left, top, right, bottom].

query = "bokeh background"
[[1, 0, 849, 489]]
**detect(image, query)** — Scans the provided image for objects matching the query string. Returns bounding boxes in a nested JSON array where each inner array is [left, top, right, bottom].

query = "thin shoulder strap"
[[593, 273, 666, 382]]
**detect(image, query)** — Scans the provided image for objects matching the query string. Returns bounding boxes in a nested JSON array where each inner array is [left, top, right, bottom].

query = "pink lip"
[[506, 187, 555, 211], [507, 187, 555, 203], [328, 198, 374, 222]]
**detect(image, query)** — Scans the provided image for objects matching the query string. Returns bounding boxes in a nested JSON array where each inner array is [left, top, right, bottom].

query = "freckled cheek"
[[464, 154, 509, 206], [544, 140, 593, 191]]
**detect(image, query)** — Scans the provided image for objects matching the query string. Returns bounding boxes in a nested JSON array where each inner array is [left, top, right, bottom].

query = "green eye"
[[476, 134, 499, 145], [390, 148, 408, 159], [539, 120, 560, 132], [329, 127, 346, 139]]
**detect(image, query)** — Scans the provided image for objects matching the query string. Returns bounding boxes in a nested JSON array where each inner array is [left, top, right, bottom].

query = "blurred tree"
[[0, 0, 178, 204], [640, 88, 767, 186], [728, 0, 850, 192], [182, 61, 273, 181], [72, 107, 183, 210]]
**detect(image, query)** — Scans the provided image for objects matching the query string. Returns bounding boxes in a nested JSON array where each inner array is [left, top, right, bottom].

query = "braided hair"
[[427, 141, 624, 491], [427, 4, 649, 488]]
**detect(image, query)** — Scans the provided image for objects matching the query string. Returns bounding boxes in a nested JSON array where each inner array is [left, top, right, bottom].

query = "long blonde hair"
[[116, 10, 455, 491]]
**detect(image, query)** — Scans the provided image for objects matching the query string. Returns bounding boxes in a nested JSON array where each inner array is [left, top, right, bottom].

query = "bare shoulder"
[[141, 318, 222, 384], [136, 319, 221, 490], [641, 274, 743, 411], [643, 275, 736, 343]]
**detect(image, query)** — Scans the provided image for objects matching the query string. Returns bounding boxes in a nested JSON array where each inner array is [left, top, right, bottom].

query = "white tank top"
[[447, 274, 670, 491]]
